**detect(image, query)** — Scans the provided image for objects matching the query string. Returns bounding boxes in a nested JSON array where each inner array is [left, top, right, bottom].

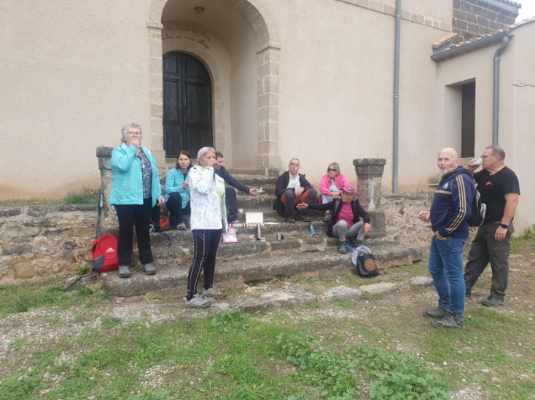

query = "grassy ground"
[[0, 188, 98, 207], [0, 238, 534, 399]]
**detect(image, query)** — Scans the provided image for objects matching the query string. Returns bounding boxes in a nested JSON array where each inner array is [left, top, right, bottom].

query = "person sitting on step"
[[300, 185, 371, 254], [164, 150, 192, 230], [214, 151, 257, 225], [273, 158, 318, 223], [319, 162, 349, 204]]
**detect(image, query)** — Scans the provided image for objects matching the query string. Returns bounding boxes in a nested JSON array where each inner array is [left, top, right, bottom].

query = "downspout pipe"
[[392, 0, 401, 193], [492, 33, 512, 145]]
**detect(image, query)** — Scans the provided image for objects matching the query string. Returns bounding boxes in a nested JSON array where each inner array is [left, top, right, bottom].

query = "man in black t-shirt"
[[465, 145, 520, 307]]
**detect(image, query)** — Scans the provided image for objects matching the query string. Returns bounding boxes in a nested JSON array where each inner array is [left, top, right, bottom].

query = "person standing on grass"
[[464, 145, 520, 307], [110, 123, 165, 279], [214, 151, 257, 225], [418, 148, 476, 329], [185, 146, 227, 308]]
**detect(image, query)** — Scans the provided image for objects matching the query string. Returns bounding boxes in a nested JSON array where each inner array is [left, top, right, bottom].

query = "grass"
[[0, 188, 98, 208], [63, 189, 98, 205], [0, 312, 448, 400], [511, 226, 535, 254], [0, 284, 108, 318]]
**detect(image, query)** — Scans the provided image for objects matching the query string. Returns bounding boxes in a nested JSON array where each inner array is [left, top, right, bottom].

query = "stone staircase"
[[101, 169, 422, 297]]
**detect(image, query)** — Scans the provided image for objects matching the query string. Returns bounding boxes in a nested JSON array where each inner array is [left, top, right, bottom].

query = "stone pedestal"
[[96, 146, 118, 233], [353, 158, 386, 237]]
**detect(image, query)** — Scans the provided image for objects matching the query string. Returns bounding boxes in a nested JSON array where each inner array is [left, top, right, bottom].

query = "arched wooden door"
[[163, 52, 213, 158]]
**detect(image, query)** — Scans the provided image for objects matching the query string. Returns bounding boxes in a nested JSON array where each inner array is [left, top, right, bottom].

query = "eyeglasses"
[[328, 168, 338, 172]]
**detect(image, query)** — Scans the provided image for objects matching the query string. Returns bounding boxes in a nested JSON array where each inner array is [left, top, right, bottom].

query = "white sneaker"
[[186, 295, 214, 308]]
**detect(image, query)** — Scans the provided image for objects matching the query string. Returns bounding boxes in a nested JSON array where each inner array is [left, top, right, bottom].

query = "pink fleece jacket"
[[319, 174, 349, 196]]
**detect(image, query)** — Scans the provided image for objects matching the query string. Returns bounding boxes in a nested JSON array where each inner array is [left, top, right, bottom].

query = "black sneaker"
[[431, 314, 464, 329], [481, 296, 504, 307], [423, 307, 448, 319]]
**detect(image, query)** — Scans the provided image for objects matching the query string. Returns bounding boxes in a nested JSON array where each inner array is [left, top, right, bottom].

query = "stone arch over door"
[[147, 0, 281, 171], [162, 32, 231, 161]]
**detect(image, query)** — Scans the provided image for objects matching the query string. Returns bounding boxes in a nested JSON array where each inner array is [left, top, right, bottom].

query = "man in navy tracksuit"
[[418, 148, 476, 328]]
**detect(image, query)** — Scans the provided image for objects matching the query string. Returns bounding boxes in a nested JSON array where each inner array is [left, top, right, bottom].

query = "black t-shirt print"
[[475, 167, 520, 223]]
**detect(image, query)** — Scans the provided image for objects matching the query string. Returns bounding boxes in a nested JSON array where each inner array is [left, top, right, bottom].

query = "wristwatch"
[[499, 223, 509, 229]]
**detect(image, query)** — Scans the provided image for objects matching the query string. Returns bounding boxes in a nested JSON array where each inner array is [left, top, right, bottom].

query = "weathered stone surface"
[[237, 287, 315, 311], [360, 282, 398, 295], [27, 206, 48, 217], [13, 261, 36, 279], [409, 276, 433, 287], [0, 208, 21, 218], [323, 286, 362, 300]]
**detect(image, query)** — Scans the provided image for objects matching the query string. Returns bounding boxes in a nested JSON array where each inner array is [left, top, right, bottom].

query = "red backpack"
[[91, 233, 119, 273]]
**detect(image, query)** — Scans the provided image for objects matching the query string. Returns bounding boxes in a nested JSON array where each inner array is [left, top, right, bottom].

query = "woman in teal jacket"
[[109, 123, 164, 279], [165, 150, 192, 230]]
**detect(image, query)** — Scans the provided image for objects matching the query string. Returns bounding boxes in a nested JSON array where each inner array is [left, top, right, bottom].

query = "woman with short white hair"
[[109, 123, 165, 278], [185, 146, 227, 307]]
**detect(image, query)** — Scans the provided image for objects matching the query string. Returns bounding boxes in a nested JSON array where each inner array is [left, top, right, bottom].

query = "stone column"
[[353, 158, 387, 238], [257, 46, 281, 173], [96, 146, 118, 234]]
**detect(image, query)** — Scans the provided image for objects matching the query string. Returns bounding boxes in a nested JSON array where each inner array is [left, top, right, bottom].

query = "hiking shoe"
[[118, 265, 131, 279], [142, 263, 156, 275], [186, 295, 214, 308], [203, 287, 219, 298], [423, 307, 448, 319], [337, 242, 349, 254], [176, 222, 187, 231], [431, 314, 464, 329], [481, 296, 504, 307]]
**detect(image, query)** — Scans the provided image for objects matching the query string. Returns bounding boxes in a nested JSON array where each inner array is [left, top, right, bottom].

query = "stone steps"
[[101, 235, 422, 297]]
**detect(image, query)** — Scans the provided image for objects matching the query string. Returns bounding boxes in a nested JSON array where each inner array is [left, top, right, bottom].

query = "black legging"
[[186, 229, 222, 300]]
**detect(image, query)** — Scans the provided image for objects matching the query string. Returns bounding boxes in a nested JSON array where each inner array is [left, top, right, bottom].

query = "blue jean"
[[428, 236, 466, 318]]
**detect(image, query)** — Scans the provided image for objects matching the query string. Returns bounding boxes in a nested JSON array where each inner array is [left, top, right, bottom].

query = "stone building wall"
[[453, 0, 520, 37]]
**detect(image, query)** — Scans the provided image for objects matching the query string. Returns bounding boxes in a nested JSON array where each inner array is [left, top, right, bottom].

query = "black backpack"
[[351, 245, 379, 278], [467, 190, 486, 227]]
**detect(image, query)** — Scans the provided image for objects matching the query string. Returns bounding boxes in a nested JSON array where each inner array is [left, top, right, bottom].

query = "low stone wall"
[[0, 205, 96, 284], [0, 193, 437, 285], [382, 192, 435, 252]]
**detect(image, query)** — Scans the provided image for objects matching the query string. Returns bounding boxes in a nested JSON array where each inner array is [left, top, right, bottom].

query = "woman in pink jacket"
[[319, 162, 350, 204]]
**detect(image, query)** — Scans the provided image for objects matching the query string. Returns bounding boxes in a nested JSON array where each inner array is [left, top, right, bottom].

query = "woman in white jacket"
[[185, 146, 227, 307]]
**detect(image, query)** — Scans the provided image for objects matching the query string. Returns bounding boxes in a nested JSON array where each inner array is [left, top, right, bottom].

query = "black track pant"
[[115, 198, 154, 266], [186, 229, 222, 300]]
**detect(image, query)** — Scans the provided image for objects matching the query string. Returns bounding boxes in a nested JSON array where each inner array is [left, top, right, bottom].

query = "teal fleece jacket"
[[109, 144, 161, 207]]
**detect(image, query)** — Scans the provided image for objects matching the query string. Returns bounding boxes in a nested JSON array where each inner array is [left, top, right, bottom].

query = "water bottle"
[[309, 223, 317, 237]]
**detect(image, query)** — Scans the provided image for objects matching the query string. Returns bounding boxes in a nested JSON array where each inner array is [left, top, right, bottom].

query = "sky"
[[517, 0, 535, 21]]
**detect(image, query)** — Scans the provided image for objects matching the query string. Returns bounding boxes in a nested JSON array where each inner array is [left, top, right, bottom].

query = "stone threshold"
[[101, 243, 421, 297]]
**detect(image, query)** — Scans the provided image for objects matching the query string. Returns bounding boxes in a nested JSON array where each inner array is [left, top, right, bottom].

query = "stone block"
[[13, 262, 36, 280], [360, 282, 398, 295], [409, 276, 433, 287], [0, 208, 22, 218], [323, 285, 362, 300]]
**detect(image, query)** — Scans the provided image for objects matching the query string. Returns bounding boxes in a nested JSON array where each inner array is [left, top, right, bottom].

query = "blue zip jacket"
[[430, 166, 476, 239], [165, 167, 190, 208], [109, 144, 161, 207]]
